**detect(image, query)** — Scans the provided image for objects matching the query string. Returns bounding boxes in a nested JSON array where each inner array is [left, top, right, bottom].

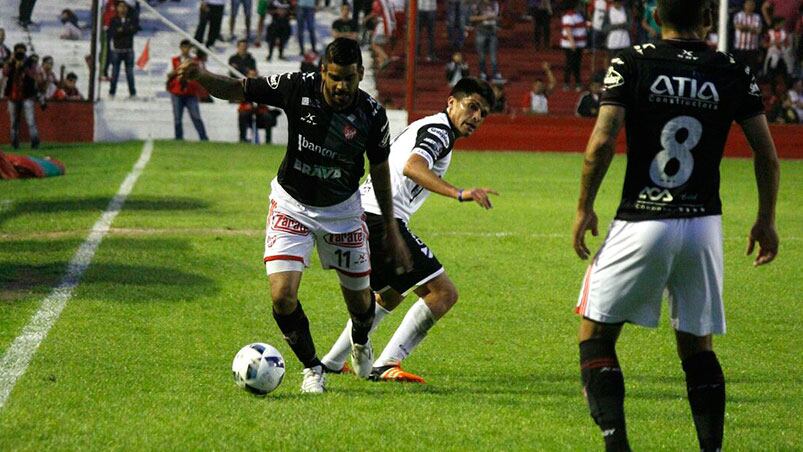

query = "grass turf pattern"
[[0, 141, 800, 449]]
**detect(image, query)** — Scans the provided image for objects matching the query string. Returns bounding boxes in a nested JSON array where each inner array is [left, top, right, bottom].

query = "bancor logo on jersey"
[[649, 75, 720, 110]]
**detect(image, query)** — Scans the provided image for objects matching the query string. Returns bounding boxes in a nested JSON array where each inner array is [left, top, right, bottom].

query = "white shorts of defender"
[[575, 215, 725, 336], [263, 179, 371, 290]]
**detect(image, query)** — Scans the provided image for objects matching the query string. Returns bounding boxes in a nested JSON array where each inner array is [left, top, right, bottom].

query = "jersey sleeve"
[[734, 66, 765, 122], [411, 124, 453, 168], [600, 50, 634, 107], [366, 107, 391, 165], [241, 72, 299, 109]]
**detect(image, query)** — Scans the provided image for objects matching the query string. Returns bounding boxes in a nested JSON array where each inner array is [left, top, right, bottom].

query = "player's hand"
[[572, 209, 598, 260], [385, 226, 413, 274], [176, 60, 201, 81], [461, 188, 499, 209], [746, 221, 778, 266]]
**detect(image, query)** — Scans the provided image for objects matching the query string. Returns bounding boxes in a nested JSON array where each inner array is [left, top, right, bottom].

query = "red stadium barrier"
[[0, 101, 94, 144], [453, 115, 803, 159]]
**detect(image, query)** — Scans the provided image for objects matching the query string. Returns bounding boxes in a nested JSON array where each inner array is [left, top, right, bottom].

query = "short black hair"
[[42, 55, 53, 64], [180, 39, 192, 47], [237, 38, 248, 46], [13, 43, 26, 52], [66, 72, 77, 80], [450, 77, 495, 109], [323, 37, 362, 67], [657, 0, 712, 32]]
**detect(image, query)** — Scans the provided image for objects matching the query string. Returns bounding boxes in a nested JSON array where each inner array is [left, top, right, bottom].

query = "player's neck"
[[661, 28, 706, 41]]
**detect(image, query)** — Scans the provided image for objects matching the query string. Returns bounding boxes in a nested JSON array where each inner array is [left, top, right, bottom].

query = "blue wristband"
[[457, 189, 467, 202]]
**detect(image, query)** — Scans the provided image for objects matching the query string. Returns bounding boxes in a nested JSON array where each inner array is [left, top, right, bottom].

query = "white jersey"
[[361, 112, 456, 223]]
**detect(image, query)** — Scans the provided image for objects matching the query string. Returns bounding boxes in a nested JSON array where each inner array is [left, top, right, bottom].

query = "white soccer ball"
[[232, 343, 285, 395]]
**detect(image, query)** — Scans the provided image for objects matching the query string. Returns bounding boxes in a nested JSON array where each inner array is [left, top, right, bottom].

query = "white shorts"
[[575, 216, 725, 336], [263, 179, 371, 290]]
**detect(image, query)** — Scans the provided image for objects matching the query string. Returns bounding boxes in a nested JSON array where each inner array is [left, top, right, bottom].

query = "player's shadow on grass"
[[0, 196, 209, 227], [1, 238, 217, 303]]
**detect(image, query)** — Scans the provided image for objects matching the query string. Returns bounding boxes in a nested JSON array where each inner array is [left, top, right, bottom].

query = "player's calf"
[[579, 338, 630, 452], [682, 351, 725, 452]]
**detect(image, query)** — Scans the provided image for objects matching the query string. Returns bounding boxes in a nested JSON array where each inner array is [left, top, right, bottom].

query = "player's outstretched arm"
[[370, 161, 413, 273], [573, 105, 624, 260], [403, 154, 499, 209], [739, 114, 780, 266], [176, 60, 245, 102]]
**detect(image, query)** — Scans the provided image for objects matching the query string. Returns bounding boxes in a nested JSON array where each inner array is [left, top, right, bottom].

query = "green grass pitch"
[[0, 141, 800, 450]]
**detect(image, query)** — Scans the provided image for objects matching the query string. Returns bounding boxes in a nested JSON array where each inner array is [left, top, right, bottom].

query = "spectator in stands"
[[762, 0, 800, 32], [491, 81, 508, 113], [575, 73, 603, 117], [108, 0, 138, 99], [60, 9, 82, 40], [229, 0, 253, 43], [524, 61, 555, 114], [55, 73, 84, 101], [255, 0, 268, 47], [296, 0, 318, 55], [194, 0, 226, 48], [332, 4, 359, 41], [100, 0, 117, 81], [769, 90, 800, 123], [300, 51, 319, 72], [363, 0, 394, 71], [789, 78, 803, 122], [38, 56, 58, 100], [733, 0, 763, 76], [640, 0, 660, 43], [228, 39, 257, 77], [605, 0, 630, 54], [418, 0, 438, 62], [447, 0, 469, 51], [528, 0, 553, 50], [561, 3, 586, 92], [0, 29, 10, 98], [471, 0, 504, 82], [167, 39, 209, 141], [18, 0, 38, 29], [446, 52, 470, 87], [764, 17, 794, 81], [265, 0, 291, 61], [3, 43, 40, 149], [238, 68, 281, 143], [589, 0, 609, 74]]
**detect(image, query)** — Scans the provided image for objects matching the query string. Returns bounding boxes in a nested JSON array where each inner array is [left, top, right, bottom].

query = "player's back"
[[602, 40, 763, 221]]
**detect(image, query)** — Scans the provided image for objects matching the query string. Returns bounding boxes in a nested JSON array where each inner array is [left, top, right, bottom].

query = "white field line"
[[0, 140, 154, 411]]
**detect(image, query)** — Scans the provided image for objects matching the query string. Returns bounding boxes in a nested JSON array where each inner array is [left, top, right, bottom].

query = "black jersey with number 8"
[[600, 40, 764, 221]]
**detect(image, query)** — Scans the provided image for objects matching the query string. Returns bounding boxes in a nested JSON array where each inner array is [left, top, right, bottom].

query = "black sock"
[[272, 301, 321, 369], [580, 339, 630, 452], [682, 351, 725, 452], [349, 292, 376, 345]]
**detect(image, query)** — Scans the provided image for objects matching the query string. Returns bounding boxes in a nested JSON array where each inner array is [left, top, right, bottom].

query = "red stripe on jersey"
[[575, 265, 593, 316], [264, 255, 305, 263]]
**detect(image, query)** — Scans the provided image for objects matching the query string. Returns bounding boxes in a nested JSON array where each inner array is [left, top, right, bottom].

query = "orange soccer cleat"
[[368, 365, 426, 384]]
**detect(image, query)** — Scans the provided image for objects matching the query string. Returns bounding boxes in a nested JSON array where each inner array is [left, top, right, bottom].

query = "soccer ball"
[[232, 343, 285, 395]]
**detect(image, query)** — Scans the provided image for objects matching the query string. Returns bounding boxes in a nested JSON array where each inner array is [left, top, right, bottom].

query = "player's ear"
[[358, 65, 364, 81]]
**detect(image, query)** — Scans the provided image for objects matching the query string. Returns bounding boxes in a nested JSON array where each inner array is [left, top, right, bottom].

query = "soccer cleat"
[[368, 365, 426, 384], [300, 365, 326, 394], [350, 338, 373, 378], [322, 362, 352, 375]]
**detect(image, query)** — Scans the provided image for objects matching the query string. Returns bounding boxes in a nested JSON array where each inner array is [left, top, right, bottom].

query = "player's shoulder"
[[414, 113, 455, 147], [355, 89, 387, 121]]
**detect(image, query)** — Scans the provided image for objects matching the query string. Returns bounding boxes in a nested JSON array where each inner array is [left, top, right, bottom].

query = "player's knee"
[[270, 286, 298, 314]]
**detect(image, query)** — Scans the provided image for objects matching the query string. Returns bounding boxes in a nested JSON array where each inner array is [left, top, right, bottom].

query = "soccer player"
[[571, 1, 780, 450], [178, 38, 412, 394], [321, 77, 497, 383]]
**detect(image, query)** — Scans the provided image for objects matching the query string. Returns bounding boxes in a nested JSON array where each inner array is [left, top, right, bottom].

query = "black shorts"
[[365, 213, 443, 295]]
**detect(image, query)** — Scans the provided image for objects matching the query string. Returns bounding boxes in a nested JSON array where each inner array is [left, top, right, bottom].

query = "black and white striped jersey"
[[361, 112, 457, 222]]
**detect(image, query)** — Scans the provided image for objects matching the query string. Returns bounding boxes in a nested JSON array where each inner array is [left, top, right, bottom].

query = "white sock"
[[374, 299, 436, 368], [321, 302, 389, 370]]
